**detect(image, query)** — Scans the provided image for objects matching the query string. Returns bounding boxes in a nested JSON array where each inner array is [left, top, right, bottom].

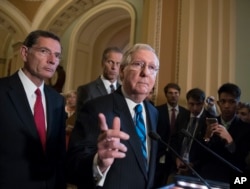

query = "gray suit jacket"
[[76, 77, 120, 113], [67, 87, 158, 189]]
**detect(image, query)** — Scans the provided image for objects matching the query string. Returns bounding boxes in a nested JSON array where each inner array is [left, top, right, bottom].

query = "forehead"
[[107, 51, 122, 57], [219, 92, 236, 99], [35, 37, 61, 51], [187, 98, 203, 104], [167, 88, 179, 93], [132, 49, 158, 65]]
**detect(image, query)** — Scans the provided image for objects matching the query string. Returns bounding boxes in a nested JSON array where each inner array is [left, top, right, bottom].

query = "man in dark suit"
[[67, 44, 159, 189], [171, 88, 215, 178], [200, 83, 250, 183], [154, 83, 189, 187], [76, 47, 123, 113], [0, 30, 66, 189]]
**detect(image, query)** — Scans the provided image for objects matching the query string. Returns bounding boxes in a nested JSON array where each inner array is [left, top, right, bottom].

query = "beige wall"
[[0, 0, 249, 104]]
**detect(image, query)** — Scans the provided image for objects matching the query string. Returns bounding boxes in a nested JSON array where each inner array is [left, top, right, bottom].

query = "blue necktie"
[[134, 104, 147, 163]]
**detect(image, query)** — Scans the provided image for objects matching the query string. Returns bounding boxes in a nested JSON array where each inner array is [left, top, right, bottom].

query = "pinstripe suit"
[[67, 87, 158, 189]]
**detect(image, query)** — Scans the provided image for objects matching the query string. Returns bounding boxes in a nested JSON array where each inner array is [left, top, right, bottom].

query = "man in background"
[[171, 88, 215, 179], [201, 83, 250, 183], [76, 47, 123, 113], [154, 83, 189, 187]]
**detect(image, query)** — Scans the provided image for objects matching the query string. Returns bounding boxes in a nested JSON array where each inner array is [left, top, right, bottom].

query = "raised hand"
[[97, 113, 130, 173]]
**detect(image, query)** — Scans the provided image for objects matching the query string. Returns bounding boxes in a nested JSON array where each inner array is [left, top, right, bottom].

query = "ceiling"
[[8, 0, 43, 22]]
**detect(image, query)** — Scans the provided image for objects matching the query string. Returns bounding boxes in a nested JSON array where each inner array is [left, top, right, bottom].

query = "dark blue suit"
[[67, 87, 158, 189], [154, 104, 189, 187], [200, 116, 250, 182], [0, 72, 66, 189]]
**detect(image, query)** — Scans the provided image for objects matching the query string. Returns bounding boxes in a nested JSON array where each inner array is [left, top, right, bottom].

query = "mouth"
[[44, 67, 55, 73]]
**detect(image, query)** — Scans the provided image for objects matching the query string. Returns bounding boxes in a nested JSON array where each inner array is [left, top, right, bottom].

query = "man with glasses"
[[67, 44, 159, 189], [200, 83, 250, 183], [0, 30, 66, 189], [76, 47, 123, 114]]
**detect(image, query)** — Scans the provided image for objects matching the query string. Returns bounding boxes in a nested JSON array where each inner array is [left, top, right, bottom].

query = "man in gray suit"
[[67, 44, 159, 189], [76, 47, 123, 113]]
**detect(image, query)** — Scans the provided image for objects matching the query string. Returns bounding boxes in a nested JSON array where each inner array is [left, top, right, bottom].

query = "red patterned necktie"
[[34, 88, 46, 151]]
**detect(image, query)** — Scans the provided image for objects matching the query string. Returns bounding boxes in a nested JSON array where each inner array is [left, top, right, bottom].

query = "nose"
[[140, 65, 151, 76]]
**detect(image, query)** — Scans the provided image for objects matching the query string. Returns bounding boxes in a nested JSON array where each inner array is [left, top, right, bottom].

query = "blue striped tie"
[[134, 104, 147, 164]]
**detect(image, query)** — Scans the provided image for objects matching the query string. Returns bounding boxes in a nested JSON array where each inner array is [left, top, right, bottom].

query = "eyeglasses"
[[105, 60, 121, 66], [129, 61, 159, 75], [29, 46, 62, 60]]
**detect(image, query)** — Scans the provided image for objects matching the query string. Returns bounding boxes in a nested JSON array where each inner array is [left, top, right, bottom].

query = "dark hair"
[[22, 30, 61, 48], [101, 47, 123, 63], [237, 102, 250, 112], [164, 83, 181, 94], [218, 83, 241, 100], [186, 88, 206, 102]]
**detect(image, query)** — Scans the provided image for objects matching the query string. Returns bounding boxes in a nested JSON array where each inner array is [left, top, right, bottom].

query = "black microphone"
[[181, 129, 243, 173], [148, 131, 212, 189]]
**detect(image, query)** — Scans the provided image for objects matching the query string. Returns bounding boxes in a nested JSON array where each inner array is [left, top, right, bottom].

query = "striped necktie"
[[134, 104, 147, 164], [110, 84, 115, 93]]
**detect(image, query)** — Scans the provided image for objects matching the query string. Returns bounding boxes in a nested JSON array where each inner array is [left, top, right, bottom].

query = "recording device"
[[148, 131, 212, 189], [206, 96, 215, 104], [181, 129, 243, 174], [206, 118, 218, 125]]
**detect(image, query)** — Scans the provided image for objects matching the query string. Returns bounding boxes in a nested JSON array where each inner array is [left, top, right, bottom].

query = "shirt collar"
[[100, 75, 117, 89], [18, 69, 44, 96]]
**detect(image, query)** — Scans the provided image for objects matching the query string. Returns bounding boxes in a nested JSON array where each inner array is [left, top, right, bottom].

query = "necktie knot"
[[35, 88, 41, 96], [110, 84, 115, 93], [135, 104, 143, 114]]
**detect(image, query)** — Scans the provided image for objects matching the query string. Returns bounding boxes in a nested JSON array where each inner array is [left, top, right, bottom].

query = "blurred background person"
[[76, 46, 123, 114], [64, 90, 77, 150], [200, 83, 250, 183], [154, 83, 189, 187], [169, 88, 215, 182], [236, 102, 250, 124]]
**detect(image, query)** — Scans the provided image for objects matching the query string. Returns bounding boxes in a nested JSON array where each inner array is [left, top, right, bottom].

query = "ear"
[[20, 46, 28, 62], [119, 65, 125, 81]]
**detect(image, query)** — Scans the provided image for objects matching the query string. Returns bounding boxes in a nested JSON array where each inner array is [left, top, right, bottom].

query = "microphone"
[[181, 129, 243, 173], [148, 131, 212, 189]]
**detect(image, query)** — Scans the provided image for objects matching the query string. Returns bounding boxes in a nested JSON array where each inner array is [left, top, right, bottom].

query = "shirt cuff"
[[93, 153, 111, 186]]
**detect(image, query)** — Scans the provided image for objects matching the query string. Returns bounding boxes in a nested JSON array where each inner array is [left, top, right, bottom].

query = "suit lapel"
[[7, 73, 38, 139], [96, 77, 108, 96], [112, 91, 157, 180]]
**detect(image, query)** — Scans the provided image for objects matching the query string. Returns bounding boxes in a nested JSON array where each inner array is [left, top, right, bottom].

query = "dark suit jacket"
[[156, 103, 189, 146], [67, 87, 158, 189], [154, 104, 189, 187], [200, 116, 250, 182], [0, 72, 66, 189], [171, 109, 215, 171], [76, 77, 120, 113]]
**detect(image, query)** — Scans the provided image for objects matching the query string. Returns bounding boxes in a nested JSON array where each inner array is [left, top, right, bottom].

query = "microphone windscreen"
[[148, 131, 161, 141]]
